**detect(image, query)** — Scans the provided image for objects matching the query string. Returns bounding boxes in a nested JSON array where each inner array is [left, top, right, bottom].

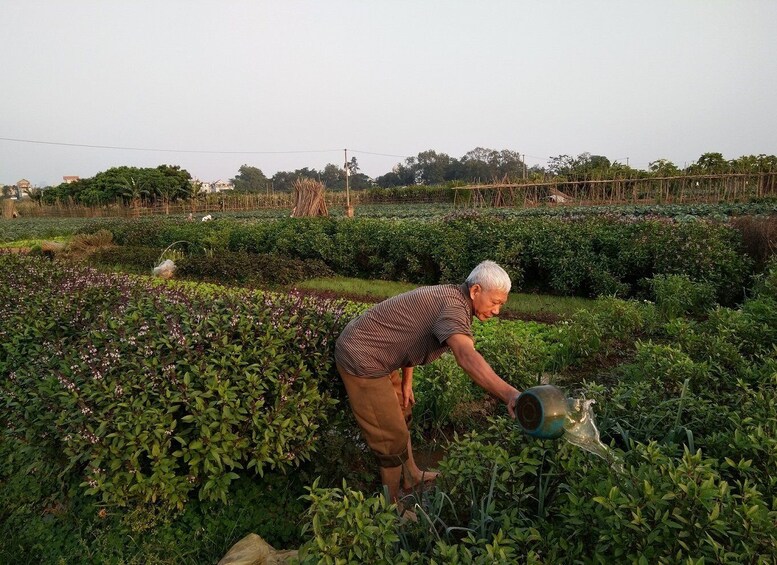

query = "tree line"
[[376, 149, 777, 187], [28, 165, 194, 210], [10, 149, 777, 208]]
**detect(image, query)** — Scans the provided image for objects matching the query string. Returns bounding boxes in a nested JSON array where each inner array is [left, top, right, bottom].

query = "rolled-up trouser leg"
[[338, 366, 410, 468]]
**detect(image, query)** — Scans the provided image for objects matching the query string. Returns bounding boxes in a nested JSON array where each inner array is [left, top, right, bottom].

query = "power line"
[[0, 136, 341, 155], [350, 149, 411, 159], [523, 154, 551, 161], [352, 149, 554, 164], [2, 135, 560, 167]]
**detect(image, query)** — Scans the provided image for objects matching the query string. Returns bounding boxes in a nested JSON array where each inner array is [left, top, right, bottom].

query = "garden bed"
[[2, 254, 776, 562]]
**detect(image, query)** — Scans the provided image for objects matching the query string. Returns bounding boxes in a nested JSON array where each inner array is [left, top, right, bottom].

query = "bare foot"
[[402, 468, 440, 491]]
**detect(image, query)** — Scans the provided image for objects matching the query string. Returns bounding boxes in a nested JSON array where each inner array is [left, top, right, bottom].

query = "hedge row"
[[82, 215, 754, 303], [0, 254, 349, 509], [87, 246, 333, 286]]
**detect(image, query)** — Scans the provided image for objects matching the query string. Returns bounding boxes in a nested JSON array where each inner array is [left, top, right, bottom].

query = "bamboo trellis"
[[451, 172, 777, 208], [8, 172, 777, 219]]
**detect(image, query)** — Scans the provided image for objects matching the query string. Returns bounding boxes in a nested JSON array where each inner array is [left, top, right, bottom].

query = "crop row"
[[79, 215, 755, 303], [0, 254, 349, 509], [2, 253, 776, 561], [4, 199, 777, 243]]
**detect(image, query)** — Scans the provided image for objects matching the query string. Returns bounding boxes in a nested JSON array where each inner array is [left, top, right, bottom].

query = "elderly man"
[[335, 260, 521, 503]]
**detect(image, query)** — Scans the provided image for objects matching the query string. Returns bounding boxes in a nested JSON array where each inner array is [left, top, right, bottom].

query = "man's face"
[[469, 284, 508, 321]]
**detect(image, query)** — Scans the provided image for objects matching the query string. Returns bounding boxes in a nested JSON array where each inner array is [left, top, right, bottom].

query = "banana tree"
[[121, 176, 148, 217]]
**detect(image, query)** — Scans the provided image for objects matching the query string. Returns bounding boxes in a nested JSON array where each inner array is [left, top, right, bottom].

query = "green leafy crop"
[[0, 254, 350, 510]]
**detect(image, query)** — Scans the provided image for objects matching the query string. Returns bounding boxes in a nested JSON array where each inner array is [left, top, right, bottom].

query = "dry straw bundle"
[[291, 178, 328, 217], [2, 199, 17, 219]]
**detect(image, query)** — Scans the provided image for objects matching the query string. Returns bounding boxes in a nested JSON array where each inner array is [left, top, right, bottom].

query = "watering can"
[[515, 384, 571, 439]]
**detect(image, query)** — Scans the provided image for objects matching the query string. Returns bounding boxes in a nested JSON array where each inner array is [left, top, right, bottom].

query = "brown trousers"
[[337, 365, 412, 467]]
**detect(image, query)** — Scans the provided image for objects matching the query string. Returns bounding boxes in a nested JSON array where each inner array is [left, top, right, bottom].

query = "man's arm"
[[447, 333, 520, 418]]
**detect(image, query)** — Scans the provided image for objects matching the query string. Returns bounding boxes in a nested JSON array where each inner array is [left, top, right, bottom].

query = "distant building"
[[15, 179, 32, 199], [63, 176, 80, 184], [212, 179, 234, 193], [190, 178, 234, 194], [191, 178, 212, 193]]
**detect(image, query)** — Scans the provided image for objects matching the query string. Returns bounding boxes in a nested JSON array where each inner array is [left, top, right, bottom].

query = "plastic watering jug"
[[515, 384, 570, 439]]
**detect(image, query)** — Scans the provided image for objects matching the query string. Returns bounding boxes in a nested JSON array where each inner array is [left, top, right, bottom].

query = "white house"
[[212, 179, 234, 193], [191, 179, 213, 193], [190, 179, 233, 194], [12, 179, 32, 199]]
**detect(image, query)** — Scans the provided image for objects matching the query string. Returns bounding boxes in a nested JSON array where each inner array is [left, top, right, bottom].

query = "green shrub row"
[[88, 246, 333, 286], [362, 184, 455, 203], [587, 263, 777, 464], [300, 424, 777, 563], [87, 244, 161, 273], [80, 215, 754, 303], [177, 251, 332, 286], [0, 452, 308, 564], [0, 254, 349, 510], [0, 216, 102, 243]]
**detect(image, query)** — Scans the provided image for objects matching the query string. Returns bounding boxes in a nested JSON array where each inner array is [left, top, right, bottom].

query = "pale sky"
[[2, 1, 776, 187]]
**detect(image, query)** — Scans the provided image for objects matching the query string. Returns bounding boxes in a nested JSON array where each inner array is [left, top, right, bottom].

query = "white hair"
[[466, 260, 511, 293]]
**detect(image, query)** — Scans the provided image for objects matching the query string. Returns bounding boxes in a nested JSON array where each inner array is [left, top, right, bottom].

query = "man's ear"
[[469, 283, 481, 300]]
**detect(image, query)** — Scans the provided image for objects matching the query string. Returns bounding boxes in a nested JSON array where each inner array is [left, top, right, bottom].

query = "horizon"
[[2, 146, 774, 190]]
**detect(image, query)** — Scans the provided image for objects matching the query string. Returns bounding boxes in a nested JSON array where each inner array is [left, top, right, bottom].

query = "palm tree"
[[155, 179, 180, 215], [184, 180, 205, 213], [121, 176, 148, 217]]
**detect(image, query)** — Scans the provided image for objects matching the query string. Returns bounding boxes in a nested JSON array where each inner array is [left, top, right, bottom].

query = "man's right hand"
[[507, 390, 521, 419]]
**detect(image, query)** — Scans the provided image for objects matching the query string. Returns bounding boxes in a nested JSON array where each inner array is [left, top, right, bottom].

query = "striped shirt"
[[335, 283, 474, 378]]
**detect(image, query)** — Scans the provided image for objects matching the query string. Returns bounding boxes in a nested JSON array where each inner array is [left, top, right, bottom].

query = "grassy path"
[[292, 276, 595, 322]]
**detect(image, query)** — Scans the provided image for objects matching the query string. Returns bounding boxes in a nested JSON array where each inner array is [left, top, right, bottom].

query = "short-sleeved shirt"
[[335, 283, 474, 378]]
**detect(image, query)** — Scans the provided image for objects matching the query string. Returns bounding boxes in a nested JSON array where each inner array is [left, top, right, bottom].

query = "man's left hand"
[[401, 367, 415, 408]]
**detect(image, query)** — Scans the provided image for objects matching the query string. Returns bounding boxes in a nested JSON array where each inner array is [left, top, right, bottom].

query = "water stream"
[[563, 398, 624, 473]]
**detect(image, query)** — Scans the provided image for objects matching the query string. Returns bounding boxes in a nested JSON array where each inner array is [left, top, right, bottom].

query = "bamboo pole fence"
[[5, 171, 777, 219], [451, 172, 777, 208]]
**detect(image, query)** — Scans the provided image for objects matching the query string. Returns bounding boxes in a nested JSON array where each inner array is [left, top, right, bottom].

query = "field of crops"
[[3, 199, 777, 244], [1, 204, 776, 562]]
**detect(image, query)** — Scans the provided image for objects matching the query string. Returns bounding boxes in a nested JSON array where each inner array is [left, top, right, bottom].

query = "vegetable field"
[[1, 206, 776, 563]]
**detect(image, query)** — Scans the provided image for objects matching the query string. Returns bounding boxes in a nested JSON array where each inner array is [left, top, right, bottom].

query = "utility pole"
[[344, 148, 354, 217], [522, 153, 527, 180]]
